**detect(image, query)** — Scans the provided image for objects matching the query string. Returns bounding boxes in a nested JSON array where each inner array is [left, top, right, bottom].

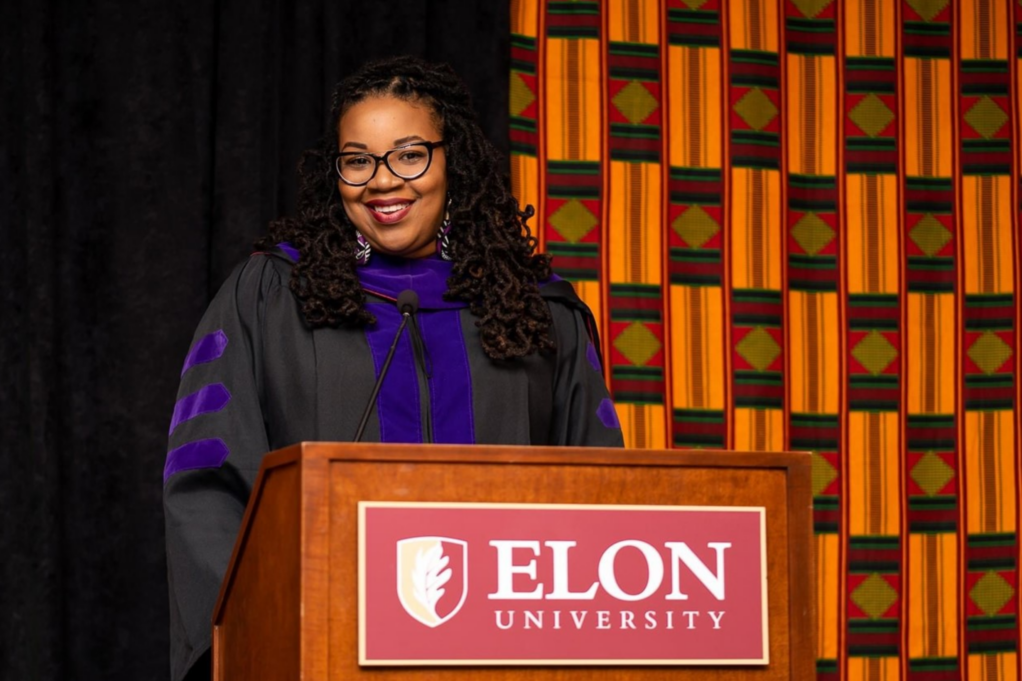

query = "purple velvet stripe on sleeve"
[[163, 438, 230, 482], [597, 398, 621, 429], [180, 330, 229, 376], [418, 309, 475, 444], [277, 241, 300, 262], [586, 342, 602, 373], [168, 383, 232, 436]]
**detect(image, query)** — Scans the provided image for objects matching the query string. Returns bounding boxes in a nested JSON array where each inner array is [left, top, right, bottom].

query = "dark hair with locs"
[[257, 56, 554, 360]]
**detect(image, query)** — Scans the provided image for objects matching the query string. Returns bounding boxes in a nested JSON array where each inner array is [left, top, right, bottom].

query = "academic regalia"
[[163, 246, 623, 681]]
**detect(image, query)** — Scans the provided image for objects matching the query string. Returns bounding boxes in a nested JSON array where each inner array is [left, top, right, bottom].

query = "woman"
[[164, 56, 622, 681]]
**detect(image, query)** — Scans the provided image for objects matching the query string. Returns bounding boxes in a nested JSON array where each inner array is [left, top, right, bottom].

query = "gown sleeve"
[[163, 255, 281, 681], [543, 281, 625, 448]]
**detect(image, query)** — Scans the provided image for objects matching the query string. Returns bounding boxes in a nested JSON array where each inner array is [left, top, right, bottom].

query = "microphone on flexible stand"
[[353, 289, 419, 442]]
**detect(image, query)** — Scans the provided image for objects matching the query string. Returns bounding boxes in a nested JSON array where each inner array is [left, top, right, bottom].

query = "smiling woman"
[[162, 56, 623, 681], [336, 97, 448, 259]]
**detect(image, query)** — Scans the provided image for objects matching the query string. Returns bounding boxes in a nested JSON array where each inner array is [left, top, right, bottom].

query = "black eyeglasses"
[[335, 140, 445, 186]]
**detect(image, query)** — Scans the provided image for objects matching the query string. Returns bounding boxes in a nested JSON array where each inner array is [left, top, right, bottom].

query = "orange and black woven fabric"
[[510, 0, 1022, 679]]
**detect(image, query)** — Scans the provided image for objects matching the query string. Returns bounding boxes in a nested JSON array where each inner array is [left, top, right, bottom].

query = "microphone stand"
[[353, 290, 419, 442]]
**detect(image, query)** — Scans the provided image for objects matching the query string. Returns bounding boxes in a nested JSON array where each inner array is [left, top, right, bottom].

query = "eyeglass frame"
[[334, 140, 446, 187]]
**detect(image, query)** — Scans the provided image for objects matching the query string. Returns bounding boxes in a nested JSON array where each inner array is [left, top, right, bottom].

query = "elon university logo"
[[396, 537, 468, 627]]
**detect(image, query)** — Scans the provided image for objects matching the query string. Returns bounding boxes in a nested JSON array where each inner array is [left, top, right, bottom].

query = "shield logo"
[[396, 536, 468, 628]]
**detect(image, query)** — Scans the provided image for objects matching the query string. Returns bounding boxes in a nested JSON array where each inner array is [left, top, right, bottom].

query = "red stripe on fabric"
[[607, 53, 659, 71], [599, 4, 612, 389], [951, 0, 967, 668], [659, 0, 674, 450], [538, 1, 547, 255], [895, 0, 910, 672], [720, 0, 733, 451], [778, 0, 790, 453], [1013, 6, 1022, 675], [836, 1, 849, 676]]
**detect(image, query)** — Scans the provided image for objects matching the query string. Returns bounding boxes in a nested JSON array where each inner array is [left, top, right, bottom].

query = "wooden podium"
[[212, 443, 814, 680]]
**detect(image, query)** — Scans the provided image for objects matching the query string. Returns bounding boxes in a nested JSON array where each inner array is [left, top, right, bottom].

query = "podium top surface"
[[263, 441, 812, 472]]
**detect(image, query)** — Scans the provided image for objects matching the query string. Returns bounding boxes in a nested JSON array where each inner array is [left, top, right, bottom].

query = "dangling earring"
[[355, 231, 372, 266], [436, 201, 453, 261]]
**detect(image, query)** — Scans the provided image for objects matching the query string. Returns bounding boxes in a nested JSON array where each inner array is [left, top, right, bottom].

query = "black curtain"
[[1, 1, 509, 678]]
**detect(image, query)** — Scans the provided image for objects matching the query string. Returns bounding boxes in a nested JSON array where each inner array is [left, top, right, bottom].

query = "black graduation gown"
[[163, 249, 623, 681]]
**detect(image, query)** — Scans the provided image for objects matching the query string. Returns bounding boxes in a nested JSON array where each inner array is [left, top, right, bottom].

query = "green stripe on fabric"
[[608, 41, 658, 58], [670, 166, 722, 182], [548, 160, 601, 174], [547, 1, 599, 15], [786, 18, 836, 32], [730, 49, 779, 66], [510, 34, 536, 50], [733, 289, 783, 303]]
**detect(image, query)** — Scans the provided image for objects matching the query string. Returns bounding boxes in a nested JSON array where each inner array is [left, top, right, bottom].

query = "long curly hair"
[[257, 56, 554, 360]]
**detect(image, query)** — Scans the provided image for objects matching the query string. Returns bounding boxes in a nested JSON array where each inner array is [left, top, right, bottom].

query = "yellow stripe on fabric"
[[545, 38, 602, 162], [617, 403, 667, 450], [608, 160, 663, 285], [845, 174, 900, 294], [965, 410, 1017, 534], [960, 0, 1009, 60], [789, 291, 840, 414], [732, 408, 784, 452], [844, 0, 896, 58], [728, 0, 780, 52], [848, 411, 901, 536], [908, 533, 959, 658], [906, 293, 956, 415], [904, 58, 954, 178], [786, 55, 838, 176], [607, 0, 660, 44], [968, 653, 1019, 681], [962, 176, 1015, 294], [510, 0, 538, 37], [730, 168, 783, 289], [668, 45, 723, 169], [848, 656, 900, 680], [669, 284, 725, 410], [817, 533, 841, 661], [510, 154, 540, 234]]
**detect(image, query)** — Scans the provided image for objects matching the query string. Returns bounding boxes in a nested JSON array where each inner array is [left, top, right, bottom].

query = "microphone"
[[353, 289, 419, 442], [397, 289, 419, 316]]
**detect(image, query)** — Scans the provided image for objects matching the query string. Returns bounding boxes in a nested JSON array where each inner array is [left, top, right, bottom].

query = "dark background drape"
[[1, 1, 508, 678]]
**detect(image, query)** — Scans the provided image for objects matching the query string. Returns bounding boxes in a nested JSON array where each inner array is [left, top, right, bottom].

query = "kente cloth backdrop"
[[510, 0, 1021, 679]]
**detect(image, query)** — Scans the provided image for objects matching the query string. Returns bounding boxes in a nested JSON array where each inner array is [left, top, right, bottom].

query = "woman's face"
[[337, 95, 448, 259]]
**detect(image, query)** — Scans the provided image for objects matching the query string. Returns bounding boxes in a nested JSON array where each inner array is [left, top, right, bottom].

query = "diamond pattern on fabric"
[[851, 573, 898, 620], [549, 199, 598, 243], [734, 88, 778, 132], [970, 572, 1014, 616], [612, 81, 659, 125], [510, 72, 536, 117], [852, 331, 898, 375], [909, 215, 952, 257], [613, 322, 662, 367], [812, 452, 838, 497], [736, 327, 781, 371], [789, 0, 834, 18], [905, 0, 950, 21], [964, 96, 1009, 140], [791, 213, 836, 256], [849, 94, 895, 138], [967, 331, 1012, 375], [910, 452, 954, 497], [672, 206, 720, 248]]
